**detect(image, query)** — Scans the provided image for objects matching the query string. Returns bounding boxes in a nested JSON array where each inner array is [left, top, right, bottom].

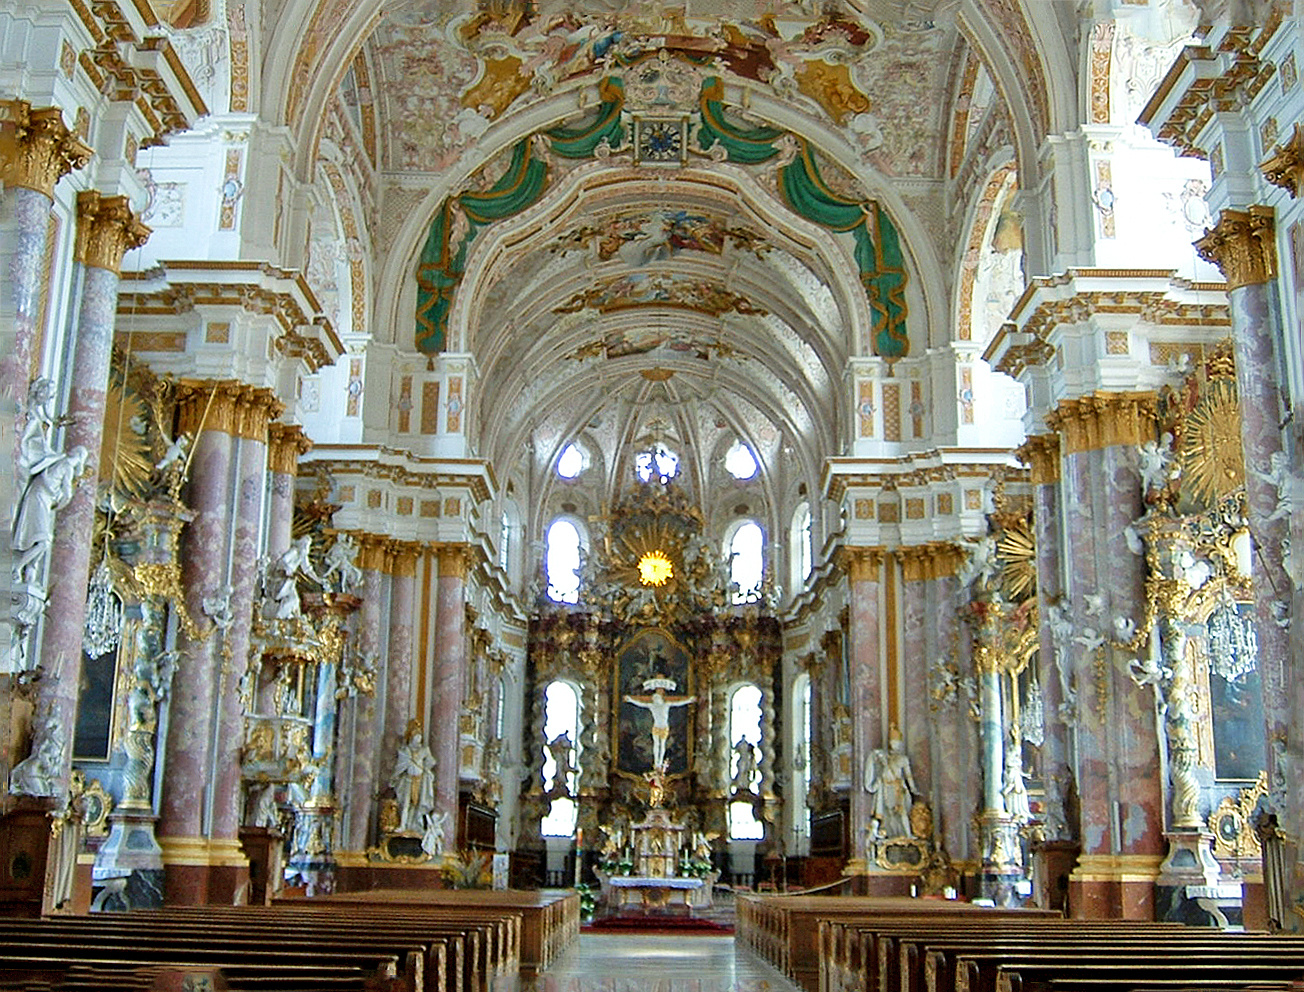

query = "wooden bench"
[[737, 893, 1059, 991]]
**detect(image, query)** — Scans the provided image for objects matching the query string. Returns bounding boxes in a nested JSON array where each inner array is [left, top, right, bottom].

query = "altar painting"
[[614, 629, 693, 777]]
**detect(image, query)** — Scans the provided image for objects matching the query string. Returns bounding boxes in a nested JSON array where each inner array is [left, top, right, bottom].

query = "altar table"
[[608, 875, 705, 915]]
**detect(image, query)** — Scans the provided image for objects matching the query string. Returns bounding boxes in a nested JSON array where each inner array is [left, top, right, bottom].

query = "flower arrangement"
[[678, 855, 713, 879], [597, 854, 635, 876], [441, 850, 493, 889], [575, 882, 597, 920]]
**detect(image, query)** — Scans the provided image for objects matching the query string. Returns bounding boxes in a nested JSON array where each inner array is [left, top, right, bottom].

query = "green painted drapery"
[[546, 77, 627, 159], [414, 73, 910, 359], [778, 142, 909, 360], [696, 76, 784, 165], [415, 139, 549, 353]]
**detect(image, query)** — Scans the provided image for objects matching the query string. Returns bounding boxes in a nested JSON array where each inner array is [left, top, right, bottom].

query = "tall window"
[[728, 683, 764, 840], [729, 520, 764, 604], [545, 518, 582, 603], [499, 510, 511, 573], [540, 679, 580, 837], [791, 503, 812, 591], [792, 673, 812, 847]]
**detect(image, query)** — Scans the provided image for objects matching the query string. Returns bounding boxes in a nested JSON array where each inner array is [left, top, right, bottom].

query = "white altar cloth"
[[608, 875, 705, 913]]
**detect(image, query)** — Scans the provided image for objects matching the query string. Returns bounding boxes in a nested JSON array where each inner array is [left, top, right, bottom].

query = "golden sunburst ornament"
[[1181, 376, 1243, 508], [997, 518, 1037, 602], [637, 550, 674, 586]]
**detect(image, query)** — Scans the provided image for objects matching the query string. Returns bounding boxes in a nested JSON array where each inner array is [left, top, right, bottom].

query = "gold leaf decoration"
[[1180, 376, 1243, 508], [99, 381, 154, 499], [997, 517, 1037, 602]]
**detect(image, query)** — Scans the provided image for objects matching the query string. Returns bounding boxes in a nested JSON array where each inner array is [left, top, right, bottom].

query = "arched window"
[[792, 673, 812, 848], [635, 444, 679, 483], [540, 679, 580, 837], [728, 683, 764, 840], [790, 502, 812, 591], [545, 518, 583, 603], [495, 675, 507, 740], [725, 440, 758, 480], [729, 520, 764, 604], [499, 510, 511, 573]]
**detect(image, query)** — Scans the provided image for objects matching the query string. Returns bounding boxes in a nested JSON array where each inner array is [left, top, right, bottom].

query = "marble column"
[[157, 380, 243, 904], [35, 192, 148, 796], [381, 544, 418, 792], [899, 550, 932, 806], [1195, 208, 1293, 829], [926, 551, 977, 868], [343, 538, 390, 851], [1020, 435, 1079, 912], [843, 547, 882, 866], [203, 389, 278, 902], [1050, 393, 1163, 919], [265, 424, 310, 557], [0, 101, 92, 402], [431, 544, 471, 827]]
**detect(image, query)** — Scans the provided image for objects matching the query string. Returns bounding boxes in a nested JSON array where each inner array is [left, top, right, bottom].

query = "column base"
[[1155, 830, 1239, 927], [93, 807, 164, 911], [159, 836, 250, 906], [1068, 854, 1163, 919]]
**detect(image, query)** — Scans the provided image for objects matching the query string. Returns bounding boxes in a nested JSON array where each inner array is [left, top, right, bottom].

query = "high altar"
[[523, 480, 779, 906]]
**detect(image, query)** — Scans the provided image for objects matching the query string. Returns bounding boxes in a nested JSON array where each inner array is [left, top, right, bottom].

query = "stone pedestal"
[[976, 811, 1027, 907], [1156, 830, 1239, 927], [286, 803, 336, 896], [92, 808, 164, 911]]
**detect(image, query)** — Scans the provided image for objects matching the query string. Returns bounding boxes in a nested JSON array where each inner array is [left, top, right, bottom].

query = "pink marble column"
[[1052, 394, 1162, 919], [844, 548, 882, 863], [344, 545, 389, 850], [265, 424, 310, 557], [1023, 437, 1073, 842], [157, 381, 240, 903], [930, 565, 979, 864], [381, 544, 418, 787], [1195, 209, 1295, 867], [899, 552, 931, 802], [0, 102, 91, 402], [204, 393, 278, 899], [36, 192, 149, 794], [431, 545, 471, 823]]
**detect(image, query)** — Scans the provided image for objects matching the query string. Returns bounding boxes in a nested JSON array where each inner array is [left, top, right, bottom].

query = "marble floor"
[[528, 934, 804, 992]]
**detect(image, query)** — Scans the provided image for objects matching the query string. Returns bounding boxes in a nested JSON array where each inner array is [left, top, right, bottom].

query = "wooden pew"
[[737, 893, 1059, 991], [985, 957, 1304, 992], [298, 888, 577, 979]]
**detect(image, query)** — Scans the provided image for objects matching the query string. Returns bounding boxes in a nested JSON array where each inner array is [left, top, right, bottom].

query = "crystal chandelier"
[[83, 554, 121, 658], [1206, 601, 1257, 684]]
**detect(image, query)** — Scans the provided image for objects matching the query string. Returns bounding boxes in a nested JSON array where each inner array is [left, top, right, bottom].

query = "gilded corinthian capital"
[[1194, 205, 1276, 290], [74, 191, 151, 274], [0, 101, 92, 198], [1261, 123, 1304, 199]]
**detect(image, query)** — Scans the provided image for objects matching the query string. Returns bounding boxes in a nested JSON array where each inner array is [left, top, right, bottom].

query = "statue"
[[390, 725, 437, 834], [266, 535, 323, 619], [623, 680, 695, 770], [249, 784, 281, 830], [1136, 434, 1178, 494], [864, 726, 917, 840], [1251, 450, 1294, 522], [12, 444, 88, 583], [421, 809, 449, 857], [730, 739, 758, 795], [321, 534, 363, 593], [1002, 728, 1031, 824], [10, 717, 64, 797], [547, 732, 576, 797]]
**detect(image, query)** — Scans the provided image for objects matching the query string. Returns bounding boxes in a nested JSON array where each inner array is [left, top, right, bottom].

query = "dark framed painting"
[[613, 628, 694, 777]]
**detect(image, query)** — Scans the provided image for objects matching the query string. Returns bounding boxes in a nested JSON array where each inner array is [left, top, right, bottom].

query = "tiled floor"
[[529, 934, 804, 992]]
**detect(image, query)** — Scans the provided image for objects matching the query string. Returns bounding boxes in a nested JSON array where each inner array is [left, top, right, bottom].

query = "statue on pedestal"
[[390, 724, 437, 834], [864, 725, 917, 841]]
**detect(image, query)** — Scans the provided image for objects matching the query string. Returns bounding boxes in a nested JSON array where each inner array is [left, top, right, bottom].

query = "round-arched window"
[[546, 518, 583, 604], [728, 683, 764, 840], [540, 679, 580, 837], [725, 440, 758, 480], [729, 520, 764, 604]]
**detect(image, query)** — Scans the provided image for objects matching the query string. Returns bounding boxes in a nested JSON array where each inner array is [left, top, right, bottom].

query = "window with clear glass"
[[556, 442, 585, 479], [729, 520, 764, 604], [791, 503, 812, 589], [725, 440, 758, 480], [500, 510, 511, 573], [793, 673, 812, 845], [729, 683, 764, 840], [495, 675, 506, 740], [635, 444, 679, 482], [545, 518, 582, 603], [540, 679, 580, 837]]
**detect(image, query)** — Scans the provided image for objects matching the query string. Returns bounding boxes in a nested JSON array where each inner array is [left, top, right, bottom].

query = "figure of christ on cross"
[[623, 684, 695, 771]]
